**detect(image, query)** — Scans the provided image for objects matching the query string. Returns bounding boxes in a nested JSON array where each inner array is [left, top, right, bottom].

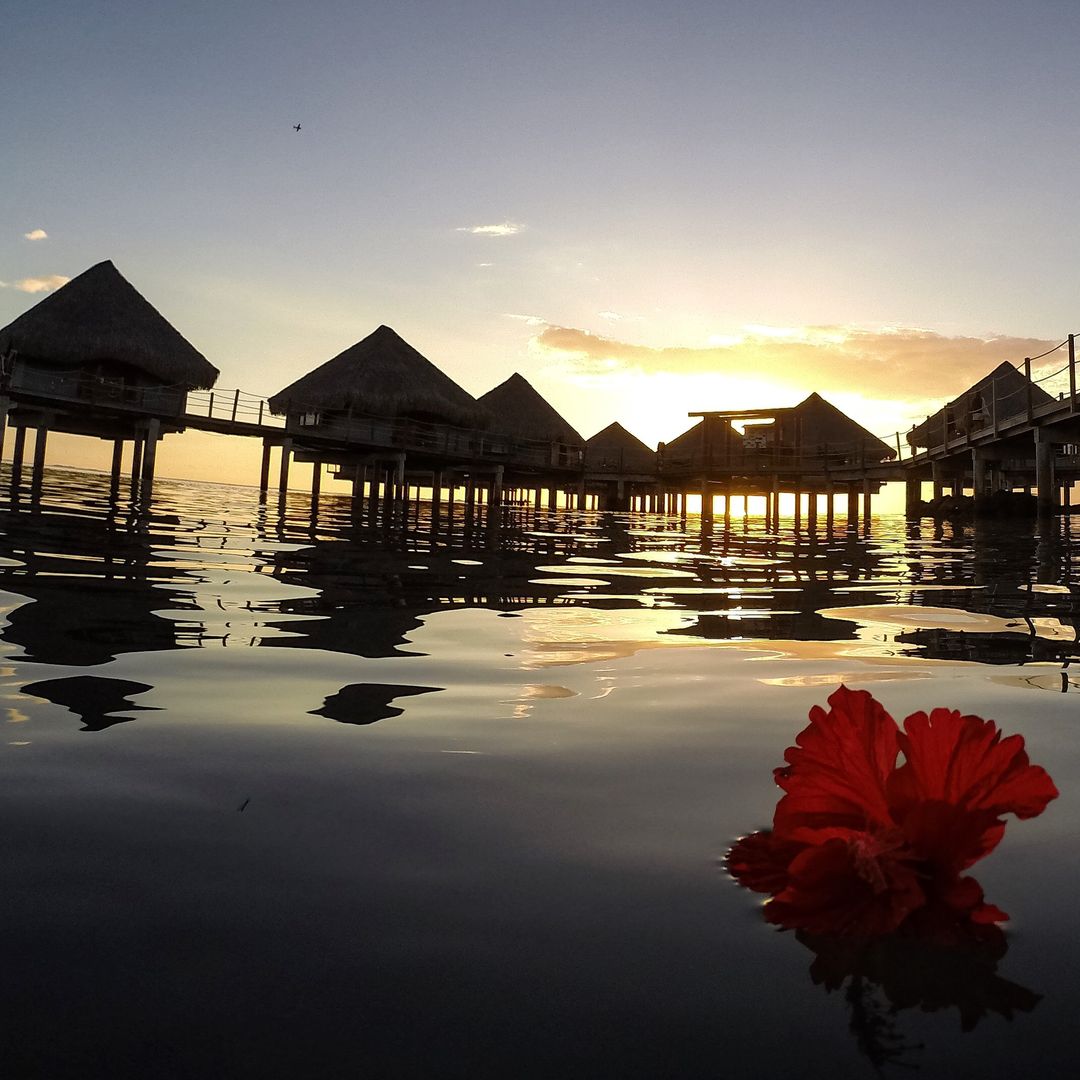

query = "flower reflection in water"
[[725, 686, 1057, 1054]]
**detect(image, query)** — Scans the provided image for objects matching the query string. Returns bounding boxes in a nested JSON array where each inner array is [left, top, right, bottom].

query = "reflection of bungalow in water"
[[907, 362, 1054, 449], [477, 372, 584, 467], [268, 324, 488, 455], [659, 393, 895, 473], [0, 261, 218, 489]]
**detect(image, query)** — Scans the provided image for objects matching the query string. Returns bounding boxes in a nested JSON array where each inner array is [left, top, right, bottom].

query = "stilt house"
[[907, 362, 1055, 449], [0, 260, 218, 437], [477, 373, 584, 467]]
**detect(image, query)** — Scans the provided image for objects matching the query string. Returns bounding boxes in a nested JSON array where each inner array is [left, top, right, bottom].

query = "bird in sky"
[[293, 123, 301, 132]]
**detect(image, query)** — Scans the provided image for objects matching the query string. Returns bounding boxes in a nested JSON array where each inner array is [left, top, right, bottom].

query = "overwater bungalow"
[[660, 393, 895, 474], [268, 324, 486, 442], [907, 361, 1055, 449], [585, 421, 656, 475], [0, 260, 219, 496], [477, 372, 584, 467], [0, 261, 218, 425]]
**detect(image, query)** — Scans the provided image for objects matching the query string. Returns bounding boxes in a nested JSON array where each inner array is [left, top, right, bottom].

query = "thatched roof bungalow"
[[268, 325, 485, 431], [0, 260, 218, 419], [478, 373, 584, 466], [659, 393, 894, 473], [907, 362, 1054, 448], [585, 421, 656, 474], [478, 373, 583, 443]]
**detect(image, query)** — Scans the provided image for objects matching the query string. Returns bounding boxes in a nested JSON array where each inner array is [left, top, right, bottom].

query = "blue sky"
[[4, 1, 1080, 480]]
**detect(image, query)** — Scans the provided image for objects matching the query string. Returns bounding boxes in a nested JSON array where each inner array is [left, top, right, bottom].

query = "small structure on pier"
[[0, 260, 218, 500], [478, 373, 584, 466], [907, 362, 1054, 449]]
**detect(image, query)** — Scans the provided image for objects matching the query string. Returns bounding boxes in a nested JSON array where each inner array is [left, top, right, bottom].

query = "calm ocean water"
[[2, 467, 1078, 1078]]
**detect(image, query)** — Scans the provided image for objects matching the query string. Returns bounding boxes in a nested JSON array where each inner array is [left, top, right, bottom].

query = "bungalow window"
[[298, 411, 320, 427]]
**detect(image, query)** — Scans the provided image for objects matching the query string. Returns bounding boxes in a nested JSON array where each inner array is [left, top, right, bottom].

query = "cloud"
[[23, 228, 47, 241], [504, 313, 547, 327], [477, 262, 494, 268], [598, 311, 623, 322], [458, 222, 524, 237], [532, 324, 1061, 401], [0, 275, 70, 294]]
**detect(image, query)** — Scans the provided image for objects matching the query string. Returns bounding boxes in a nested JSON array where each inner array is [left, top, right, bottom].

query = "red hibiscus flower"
[[725, 686, 1057, 937]]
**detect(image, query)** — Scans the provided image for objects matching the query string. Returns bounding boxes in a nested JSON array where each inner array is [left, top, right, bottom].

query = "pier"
[[4, 261, 1080, 524]]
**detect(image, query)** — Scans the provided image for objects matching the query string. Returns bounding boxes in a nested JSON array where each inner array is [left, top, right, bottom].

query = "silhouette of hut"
[[907, 362, 1055, 449], [586, 421, 656, 474], [795, 392, 895, 463], [478, 372, 584, 466], [659, 393, 893, 473], [268, 325, 486, 436], [0, 260, 218, 424]]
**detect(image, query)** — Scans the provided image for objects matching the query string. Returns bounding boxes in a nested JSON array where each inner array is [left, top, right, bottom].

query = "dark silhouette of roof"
[[0, 260, 218, 388], [268, 324, 485, 426], [586, 421, 656, 473], [478, 372, 583, 443]]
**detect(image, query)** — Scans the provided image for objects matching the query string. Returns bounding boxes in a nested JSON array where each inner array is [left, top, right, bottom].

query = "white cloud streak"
[[458, 222, 524, 237], [23, 228, 48, 241], [0, 274, 70, 294]]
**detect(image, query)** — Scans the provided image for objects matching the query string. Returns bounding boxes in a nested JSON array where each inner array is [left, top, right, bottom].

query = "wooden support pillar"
[[931, 461, 945, 502], [0, 396, 9, 462], [847, 484, 860, 529], [807, 490, 817, 531], [465, 476, 476, 518], [825, 484, 835, 532], [905, 476, 922, 516], [140, 418, 161, 505], [1035, 428, 1055, 516], [577, 473, 586, 510], [793, 487, 802, 530], [971, 450, 991, 503], [722, 489, 730, 530], [311, 461, 322, 505], [30, 423, 48, 502], [278, 438, 292, 501], [129, 433, 144, 500], [432, 470, 444, 517], [258, 439, 273, 500], [862, 477, 872, 526], [701, 479, 713, 530], [109, 439, 124, 499], [547, 484, 557, 511]]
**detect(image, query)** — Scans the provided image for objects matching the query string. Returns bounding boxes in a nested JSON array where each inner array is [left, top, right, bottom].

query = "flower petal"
[[888, 708, 1058, 868], [772, 685, 901, 843], [723, 830, 804, 895], [764, 835, 925, 937]]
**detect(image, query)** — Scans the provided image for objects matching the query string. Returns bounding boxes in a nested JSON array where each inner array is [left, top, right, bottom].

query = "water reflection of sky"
[[1, 469, 1079, 1076]]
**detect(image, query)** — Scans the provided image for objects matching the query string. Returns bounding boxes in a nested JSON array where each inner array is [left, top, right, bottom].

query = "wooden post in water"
[[277, 438, 292, 502], [905, 475, 921, 516], [1035, 428, 1055, 516], [109, 439, 124, 500], [129, 432, 144, 500], [310, 461, 322, 507], [862, 477, 872, 528], [847, 483, 860, 529], [807, 489, 817, 532], [30, 422, 49, 503], [1025, 358, 1034, 423], [258, 439, 272, 500], [139, 418, 161, 505], [701, 478, 714, 531], [825, 483, 835, 533], [0, 396, 9, 463], [793, 486, 802, 531]]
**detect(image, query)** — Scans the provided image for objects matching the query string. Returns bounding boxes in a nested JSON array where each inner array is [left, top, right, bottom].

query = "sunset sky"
[[4, 0, 1079, 484]]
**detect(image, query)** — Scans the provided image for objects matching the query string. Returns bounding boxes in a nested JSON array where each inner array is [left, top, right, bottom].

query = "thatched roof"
[[794, 393, 896, 461], [908, 362, 1055, 447], [269, 324, 485, 426], [0, 260, 218, 389], [586, 421, 656, 473], [660, 419, 706, 466], [478, 373, 583, 443]]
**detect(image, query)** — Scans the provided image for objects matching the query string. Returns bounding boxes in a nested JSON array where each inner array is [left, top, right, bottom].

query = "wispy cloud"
[[504, 313, 547, 327], [598, 311, 623, 322], [533, 324, 1060, 401], [477, 262, 494, 268], [458, 222, 524, 237], [23, 228, 47, 241], [0, 274, 70, 294]]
